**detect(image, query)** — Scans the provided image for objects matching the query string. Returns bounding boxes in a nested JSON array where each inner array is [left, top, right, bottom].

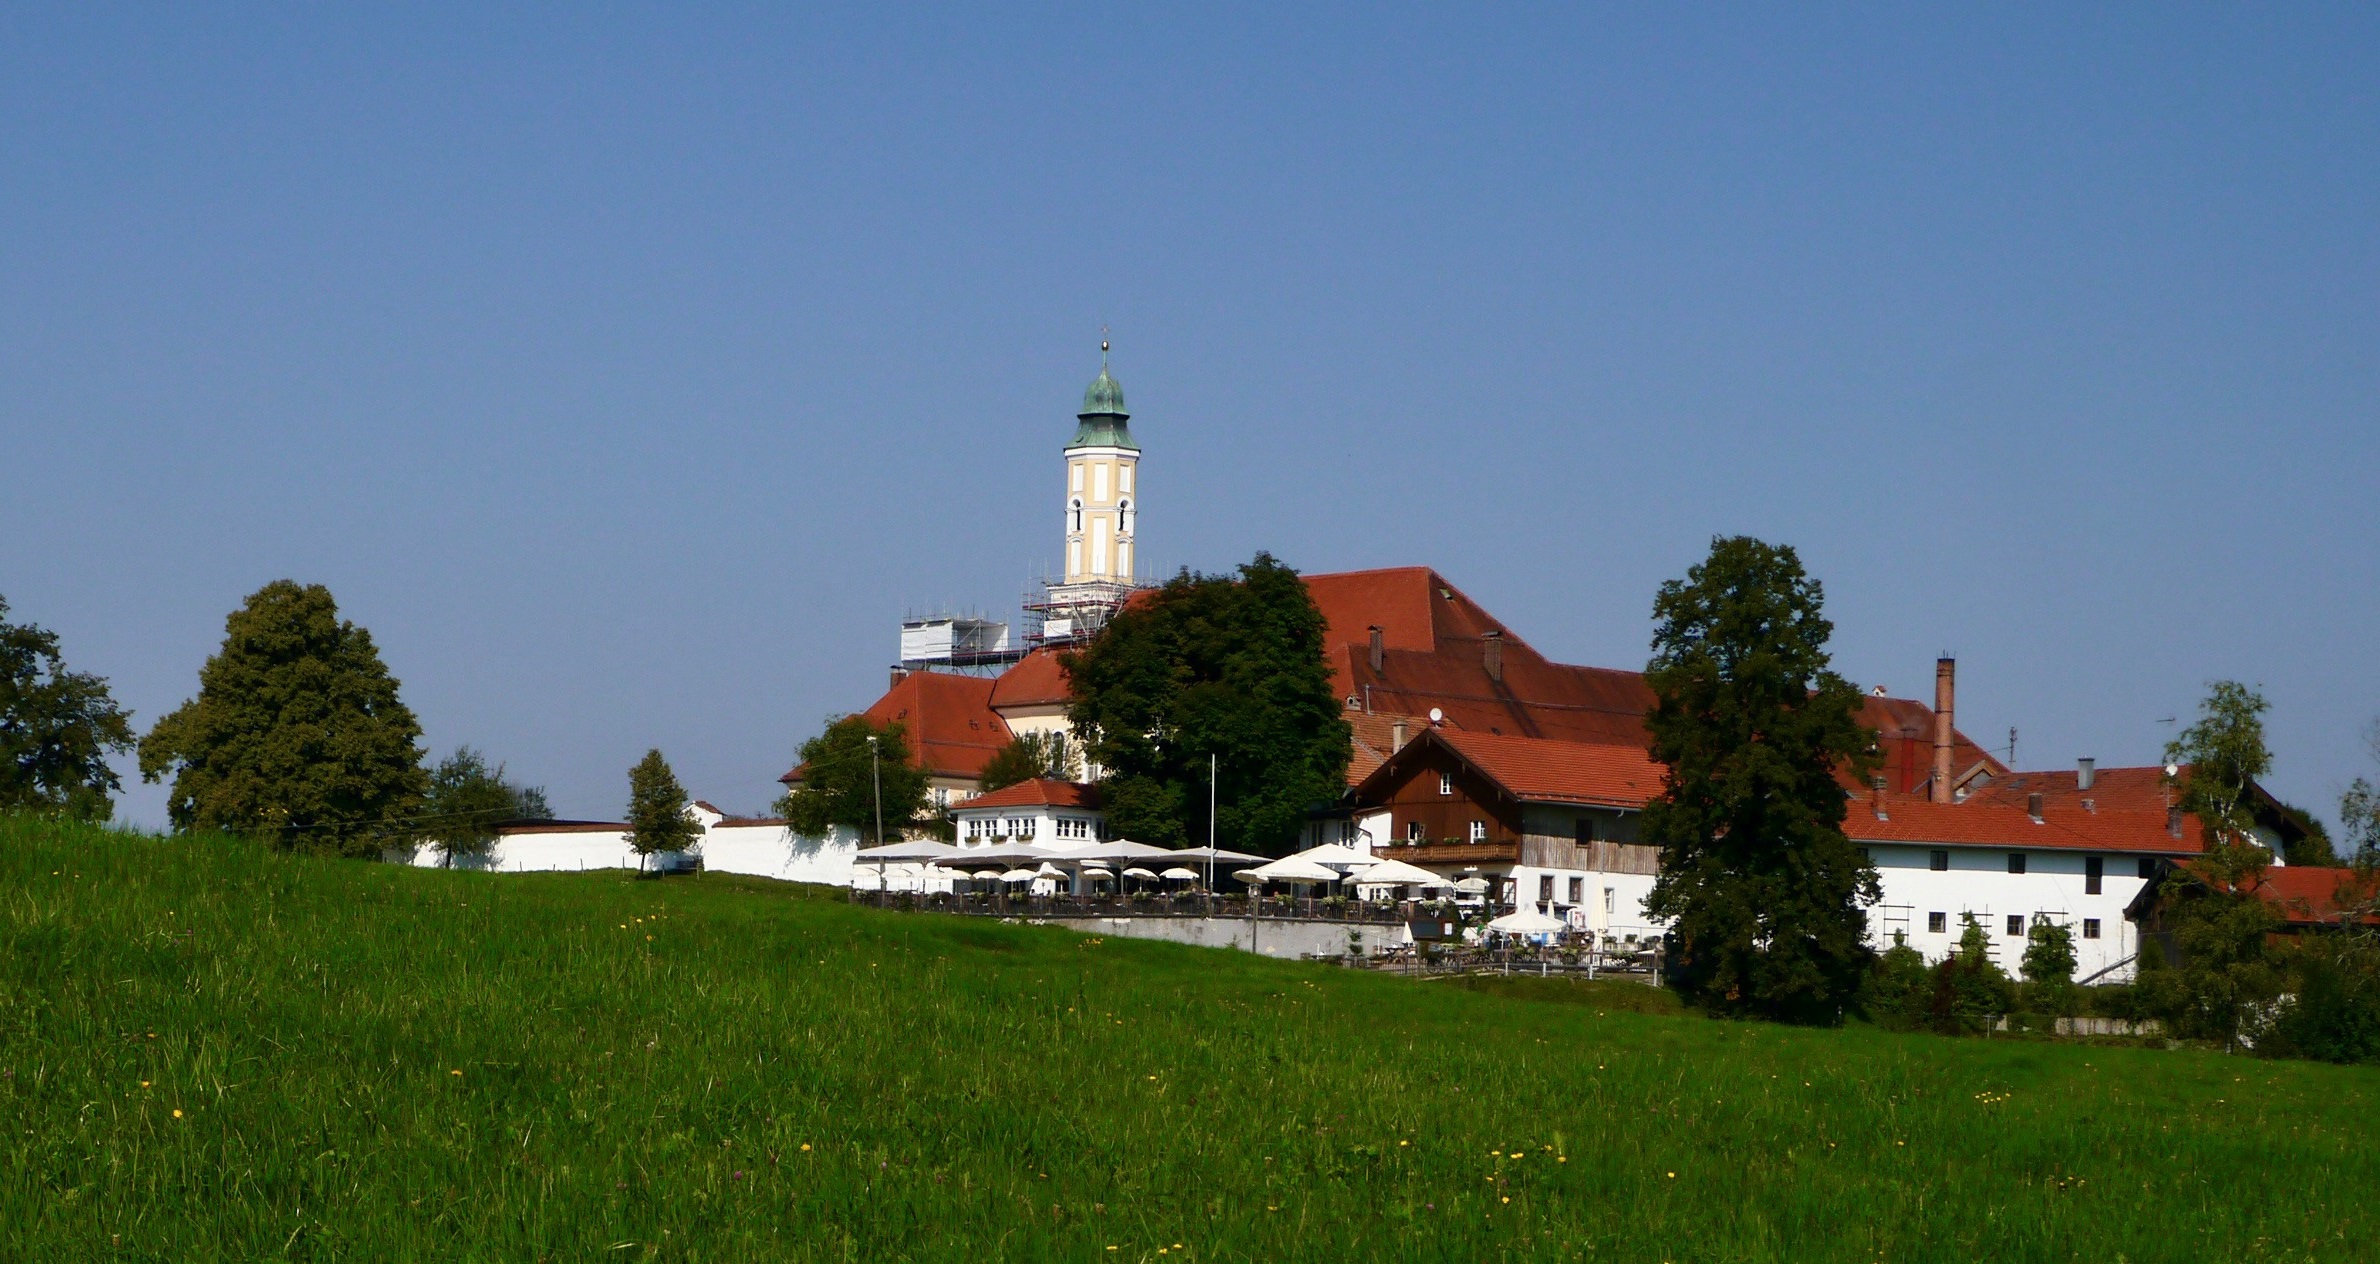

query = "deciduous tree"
[[978, 731, 1078, 794], [0, 594, 135, 821], [2164, 681, 2273, 848], [2021, 917, 2079, 1016], [1064, 553, 1349, 854], [137, 581, 426, 854], [1639, 536, 1879, 1024], [625, 749, 700, 863], [418, 746, 552, 865], [774, 716, 932, 845]]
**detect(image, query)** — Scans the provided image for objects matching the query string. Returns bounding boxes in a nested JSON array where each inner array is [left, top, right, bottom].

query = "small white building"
[[399, 801, 861, 887], [948, 778, 1105, 849]]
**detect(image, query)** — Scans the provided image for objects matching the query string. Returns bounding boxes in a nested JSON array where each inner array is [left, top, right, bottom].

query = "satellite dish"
[[2164, 763, 2179, 778], [1428, 707, 1444, 725]]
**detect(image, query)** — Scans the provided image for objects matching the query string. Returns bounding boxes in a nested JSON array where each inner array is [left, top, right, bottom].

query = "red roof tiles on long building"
[[953, 778, 1101, 812], [781, 670, 1013, 784]]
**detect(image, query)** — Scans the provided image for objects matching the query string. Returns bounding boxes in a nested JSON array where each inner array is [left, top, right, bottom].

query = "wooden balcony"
[[1377, 840, 1520, 865]]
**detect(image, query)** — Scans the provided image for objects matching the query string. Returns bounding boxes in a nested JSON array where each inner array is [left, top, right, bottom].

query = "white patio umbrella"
[[1251, 857, 1341, 884], [1453, 876, 1492, 894], [1487, 908, 1567, 936], [998, 868, 1038, 883], [1159, 867, 1201, 881], [1280, 843, 1375, 869], [1350, 858, 1451, 887], [969, 868, 1005, 880], [1121, 866, 1159, 880]]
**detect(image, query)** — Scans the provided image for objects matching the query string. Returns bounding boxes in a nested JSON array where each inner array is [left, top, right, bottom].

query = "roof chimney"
[[2168, 807, 2183, 838], [2027, 791, 2044, 823], [1368, 625, 1384, 673], [1871, 775, 1888, 821], [1931, 658, 1956, 804], [1482, 630, 1504, 683], [890, 666, 909, 689], [1390, 720, 1407, 753], [2076, 757, 2096, 791]]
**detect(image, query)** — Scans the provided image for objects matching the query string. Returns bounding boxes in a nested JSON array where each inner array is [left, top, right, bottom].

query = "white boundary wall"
[[397, 814, 862, 887]]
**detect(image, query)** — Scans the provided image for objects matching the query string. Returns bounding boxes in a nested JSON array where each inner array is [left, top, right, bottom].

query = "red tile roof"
[[1303, 566, 2006, 788], [988, 648, 1073, 710], [952, 778, 1102, 812], [1351, 728, 1666, 810], [2187, 865, 2380, 926], [1845, 790, 2207, 855], [1436, 730, 1668, 807], [780, 670, 1013, 784]]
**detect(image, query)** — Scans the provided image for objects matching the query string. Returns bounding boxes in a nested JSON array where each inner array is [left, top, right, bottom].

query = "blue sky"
[[4, 6, 2375, 830]]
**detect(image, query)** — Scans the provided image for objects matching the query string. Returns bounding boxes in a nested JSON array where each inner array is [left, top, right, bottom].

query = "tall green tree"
[[418, 746, 553, 866], [1639, 536, 1879, 1024], [2139, 840, 2285, 1050], [1064, 552, 1349, 854], [2165, 681, 2273, 849], [0, 594, 136, 821], [624, 749, 700, 862], [2021, 917, 2079, 1016], [138, 581, 426, 855], [2341, 719, 2380, 867], [774, 716, 932, 844], [977, 730, 1079, 793]]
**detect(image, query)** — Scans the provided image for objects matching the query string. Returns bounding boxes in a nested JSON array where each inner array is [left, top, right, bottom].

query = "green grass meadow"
[[4, 815, 2374, 1261]]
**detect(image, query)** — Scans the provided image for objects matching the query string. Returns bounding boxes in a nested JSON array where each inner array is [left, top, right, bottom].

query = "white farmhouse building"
[[400, 801, 861, 886]]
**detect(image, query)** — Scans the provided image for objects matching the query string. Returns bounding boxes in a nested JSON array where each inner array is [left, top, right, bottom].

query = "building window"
[[1857, 846, 1870, 862], [1568, 876, 1583, 904], [1468, 820, 1487, 843], [1929, 849, 1949, 872], [2085, 855, 2103, 895], [1406, 821, 1425, 843], [1118, 498, 1132, 534], [1339, 820, 1360, 844], [1603, 888, 1616, 915], [1069, 499, 1083, 533], [1928, 912, 1947, 934], [1538, 875, 1554, 903], [2007, 853, 2027, 875], [2083, 918, 2101, 939], [2138, 857, 2156, 880], [2006, 914, 2025, 937], [1575, 817, 1598, 845], [1438, 773, 1453, 796]]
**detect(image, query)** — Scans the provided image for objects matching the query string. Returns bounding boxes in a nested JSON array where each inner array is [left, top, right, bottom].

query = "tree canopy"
[[0, 594, 136, 821], [774, 715, 933, 845], [1063, 553, 1349, 854], [2340, 718, 2379, 868], [2165, 681, 2273, 848], [418, 746, 553, 864], [624, 749, 700, 859], [1638, 536, 1879, 1024], [977, 730, 1078, 794], [138, 581, 427, 854]]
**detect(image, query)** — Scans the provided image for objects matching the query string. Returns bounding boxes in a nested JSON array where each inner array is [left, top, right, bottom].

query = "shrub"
[[1860, 934, 1932, 1031], [2261, 939, 2380, 1066], [1926, 916, 2016, 1035]]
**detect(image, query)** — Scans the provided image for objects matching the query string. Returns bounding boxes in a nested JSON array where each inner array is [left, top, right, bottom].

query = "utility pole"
[[867, 734, 885, 848]]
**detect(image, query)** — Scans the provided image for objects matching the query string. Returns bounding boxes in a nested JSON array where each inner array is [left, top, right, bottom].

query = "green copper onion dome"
[[1068, 343, 1138, 450]]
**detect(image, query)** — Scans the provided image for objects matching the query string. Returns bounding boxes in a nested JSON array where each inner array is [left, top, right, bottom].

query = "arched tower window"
[[1118, 498, 1132, 535], [1069, 499, 1083, 534]]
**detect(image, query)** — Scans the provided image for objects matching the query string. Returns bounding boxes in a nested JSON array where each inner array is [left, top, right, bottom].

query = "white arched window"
[[1118, 498, 1132, 535], [1069, 498, 1083, 533]]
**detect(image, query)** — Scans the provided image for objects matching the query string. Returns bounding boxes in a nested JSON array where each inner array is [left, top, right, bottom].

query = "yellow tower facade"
[[1060, 348, 1138, 589]]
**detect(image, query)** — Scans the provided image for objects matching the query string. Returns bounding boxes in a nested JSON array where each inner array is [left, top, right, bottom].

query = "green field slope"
[[4, 816, 2373, 1262]]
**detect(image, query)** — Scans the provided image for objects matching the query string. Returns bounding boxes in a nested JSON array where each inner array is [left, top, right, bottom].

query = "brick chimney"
[[1871, 775, 1889, 821], [1368, 625, 1384, 673], [2076, 757, 2096, 791], [890, 666, 909, 689], [1931, 657, 1956, 804], [1390, 719, 1407, 753], [1482, 630, 1504, 683]]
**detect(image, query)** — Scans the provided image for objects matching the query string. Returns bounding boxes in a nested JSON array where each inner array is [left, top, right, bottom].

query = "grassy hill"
[[4, 815, 2373, 1262]]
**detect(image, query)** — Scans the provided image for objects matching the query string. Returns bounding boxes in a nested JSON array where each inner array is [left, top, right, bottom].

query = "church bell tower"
[[1032, 343, 1141, 644]]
